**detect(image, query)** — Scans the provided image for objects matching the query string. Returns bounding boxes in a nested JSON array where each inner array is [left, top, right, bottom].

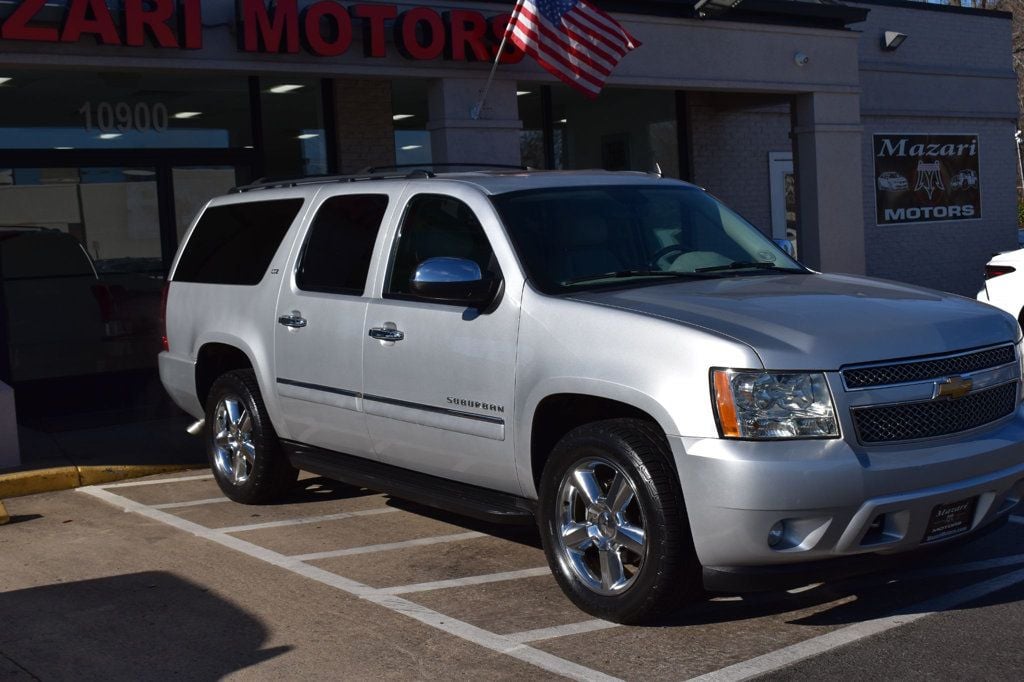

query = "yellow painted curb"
[[0, 500, 9, 525], [0, 464, 204, 500]]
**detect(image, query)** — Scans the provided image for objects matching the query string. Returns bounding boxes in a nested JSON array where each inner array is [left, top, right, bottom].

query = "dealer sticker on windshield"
[[923, 497, 978, 543]]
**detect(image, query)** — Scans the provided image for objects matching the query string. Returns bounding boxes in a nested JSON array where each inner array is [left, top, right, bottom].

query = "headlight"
[[712, 369, 839, 439]]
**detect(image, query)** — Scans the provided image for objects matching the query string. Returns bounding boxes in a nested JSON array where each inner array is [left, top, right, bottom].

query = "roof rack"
[[229, 163, 532, 193]]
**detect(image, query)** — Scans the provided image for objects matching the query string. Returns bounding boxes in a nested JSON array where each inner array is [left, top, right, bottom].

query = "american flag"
[[507, 0, 641, 99]]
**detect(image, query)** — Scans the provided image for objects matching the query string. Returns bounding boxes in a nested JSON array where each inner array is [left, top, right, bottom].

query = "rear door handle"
[[368, 327, 404, 342], [278, 313, 307, 329]]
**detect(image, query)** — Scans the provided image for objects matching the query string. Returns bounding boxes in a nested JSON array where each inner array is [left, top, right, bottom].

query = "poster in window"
[[874, 134, 981, 226]]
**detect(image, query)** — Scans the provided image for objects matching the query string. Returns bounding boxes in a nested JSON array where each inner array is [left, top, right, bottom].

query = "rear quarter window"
[[174, 199, 304, 285]]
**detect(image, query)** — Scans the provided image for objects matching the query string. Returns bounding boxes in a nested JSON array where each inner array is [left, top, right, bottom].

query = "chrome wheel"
[[555, 457, 647, 596], [212, 396, 255, 486]]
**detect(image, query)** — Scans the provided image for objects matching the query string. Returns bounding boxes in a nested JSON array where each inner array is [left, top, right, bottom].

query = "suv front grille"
[[842, 345, 1016, 389], [852, 382, 1018, 444]]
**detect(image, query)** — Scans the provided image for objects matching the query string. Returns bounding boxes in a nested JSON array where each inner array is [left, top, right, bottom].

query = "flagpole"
[[471, 0, 525, 120]]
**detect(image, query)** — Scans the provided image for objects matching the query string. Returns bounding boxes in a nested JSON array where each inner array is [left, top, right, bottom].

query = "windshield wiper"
[[694, 261, 802, 274], [562, 270, 708, 286]]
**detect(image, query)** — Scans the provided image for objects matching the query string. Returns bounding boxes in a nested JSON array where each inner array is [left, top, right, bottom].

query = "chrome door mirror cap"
[[410, 257, 497, 309], [412, 257, 483, 284]]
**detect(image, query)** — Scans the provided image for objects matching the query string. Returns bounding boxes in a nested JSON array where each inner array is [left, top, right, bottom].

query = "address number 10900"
[[78, 101, 170, 134]]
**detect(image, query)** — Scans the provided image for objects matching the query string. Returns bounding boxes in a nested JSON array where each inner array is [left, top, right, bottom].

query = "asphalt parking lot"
[[2, 471, 1023, 681]]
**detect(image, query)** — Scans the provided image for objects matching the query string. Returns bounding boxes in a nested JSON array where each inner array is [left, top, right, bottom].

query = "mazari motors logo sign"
[[874, 134, 981, 226]]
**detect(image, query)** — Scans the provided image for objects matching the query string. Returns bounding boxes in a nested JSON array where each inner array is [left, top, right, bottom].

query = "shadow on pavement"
[[0, 571, 290, 680]]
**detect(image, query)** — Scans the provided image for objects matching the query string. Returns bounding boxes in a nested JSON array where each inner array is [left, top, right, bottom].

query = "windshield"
[[490, 184, 806, 294]]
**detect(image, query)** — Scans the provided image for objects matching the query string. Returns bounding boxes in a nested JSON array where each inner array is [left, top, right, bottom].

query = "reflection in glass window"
[[0, 71, 251, 150], [392, 80, 432, 167], [519, 84, 679, 177], [260, 78, 328, 177]]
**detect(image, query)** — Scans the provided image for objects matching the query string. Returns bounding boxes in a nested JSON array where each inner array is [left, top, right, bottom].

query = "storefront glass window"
[[0, 166, 162, 389], [520, 84, 679, 178], [0, 71, 251, 149], [518, 89, 546, 169], [259, 78, 328, 177], [392, 81, 432, 167]]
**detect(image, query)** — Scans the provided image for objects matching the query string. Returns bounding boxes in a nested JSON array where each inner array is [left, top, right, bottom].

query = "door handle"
[[368, 327, 404, 342], [278, 313, 307, 329]]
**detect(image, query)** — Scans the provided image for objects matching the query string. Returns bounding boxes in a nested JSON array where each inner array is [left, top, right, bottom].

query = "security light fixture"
[[882, 31, 907, 51], [173, 111, 202, 119], [516, 90, 532, 96], [0, 77, 11, 86], [269, 84, 304, 94], [392, 114, 415, 121]]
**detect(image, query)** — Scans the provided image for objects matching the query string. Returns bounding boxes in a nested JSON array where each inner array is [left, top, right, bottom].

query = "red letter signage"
[[62, 0, 121, 45], [239, 0, 299, 54], [395, 7, 444, 61], [124, 0, 178, 48], [1, 0, 59, 42], [302, 1, 352, 57], [353, 3, 396, 58]]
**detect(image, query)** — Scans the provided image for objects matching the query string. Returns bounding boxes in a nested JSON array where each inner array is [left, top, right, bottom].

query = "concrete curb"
[[0, 464, 206, 501], [0, 500, 8, 525]]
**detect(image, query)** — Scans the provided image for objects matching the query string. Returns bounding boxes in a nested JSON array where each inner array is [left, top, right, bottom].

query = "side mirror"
[[410, 257, 496, 308], [773, 238, 796, 258]]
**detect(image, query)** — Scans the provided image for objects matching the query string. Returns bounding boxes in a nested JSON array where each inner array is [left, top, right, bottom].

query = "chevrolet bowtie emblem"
[[934, 376, 973, 400]]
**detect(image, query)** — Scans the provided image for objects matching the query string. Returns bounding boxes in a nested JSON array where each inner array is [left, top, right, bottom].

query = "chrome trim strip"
[[276, 377, 359, 398], [840, 344, 1017, 391], [850, 380, 1019, 445], [275, 378, 504, 426]]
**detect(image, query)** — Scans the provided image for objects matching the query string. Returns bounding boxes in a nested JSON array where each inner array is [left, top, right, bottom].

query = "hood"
[[570, 273, 1021, 370]]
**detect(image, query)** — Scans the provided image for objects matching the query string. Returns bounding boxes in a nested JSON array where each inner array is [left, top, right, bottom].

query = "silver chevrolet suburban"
[[159, 169, 1024, 624]]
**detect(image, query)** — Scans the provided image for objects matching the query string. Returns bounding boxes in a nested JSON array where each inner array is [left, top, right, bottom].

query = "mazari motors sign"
[[874, 134, 981, 226]]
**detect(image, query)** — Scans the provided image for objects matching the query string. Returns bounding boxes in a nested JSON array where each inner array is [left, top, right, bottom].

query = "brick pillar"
[[792, 92, 865, 274], [427, 78, 522, 166], [333, 78, 396, 174]]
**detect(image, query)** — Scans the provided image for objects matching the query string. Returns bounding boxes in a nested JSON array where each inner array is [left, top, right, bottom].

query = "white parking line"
[[150, 498, 232, 510], [100, 474, 214, 488], [689, 566, 1024, 682], [216, 507, 399, 533], [506, 619, 620, 644], [290, 531, 486, 562], [79, 486, 621, 682], [377, 567, 552, 595], [902, 553, 1024, 580]]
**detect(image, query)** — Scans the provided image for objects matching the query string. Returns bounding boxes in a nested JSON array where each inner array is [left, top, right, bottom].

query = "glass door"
[[0, 162, 245, 428]]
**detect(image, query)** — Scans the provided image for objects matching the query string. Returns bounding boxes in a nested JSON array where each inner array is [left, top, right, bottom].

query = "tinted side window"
[[387, 195, 496, 296], [296, 194, 389, 296], [174, 199, 303, 285]]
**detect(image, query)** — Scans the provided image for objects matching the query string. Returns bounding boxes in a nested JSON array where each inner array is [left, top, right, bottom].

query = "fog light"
[[768, 521, 786, 548]]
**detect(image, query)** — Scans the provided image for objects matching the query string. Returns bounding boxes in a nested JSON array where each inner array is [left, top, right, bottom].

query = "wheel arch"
[[519, 381, 681, 498], [195, 339, 259, 410]]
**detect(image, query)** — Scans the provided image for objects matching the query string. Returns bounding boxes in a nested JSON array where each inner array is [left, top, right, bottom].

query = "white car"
[[877, 172, 909, 191], [978, 248, 1024, 325]]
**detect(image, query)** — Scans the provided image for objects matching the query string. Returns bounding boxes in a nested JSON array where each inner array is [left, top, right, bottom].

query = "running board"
[[282, 441, 536, 525]]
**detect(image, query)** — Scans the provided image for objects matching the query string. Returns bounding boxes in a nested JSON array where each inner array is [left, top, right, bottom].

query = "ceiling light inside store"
[[54, 146, 74, 150], [393, 114, 415, 121], [516, 90, 531, 96], [269, 84, 304, 94], [296, 133, 320, 140], [559, 119, 568, 124], [0, 77, 11, 86], [99, 133, 122, 140], [174, 111, 202, 119], [401, 145, 422, 151]]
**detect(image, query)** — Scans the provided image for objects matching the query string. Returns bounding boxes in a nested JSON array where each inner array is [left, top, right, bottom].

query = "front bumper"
[[669, 409, 1024, 582]]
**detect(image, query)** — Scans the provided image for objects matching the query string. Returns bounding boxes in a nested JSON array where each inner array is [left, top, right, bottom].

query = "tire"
[[205, 369, 298, 504], [537, 418, 702, 624]]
